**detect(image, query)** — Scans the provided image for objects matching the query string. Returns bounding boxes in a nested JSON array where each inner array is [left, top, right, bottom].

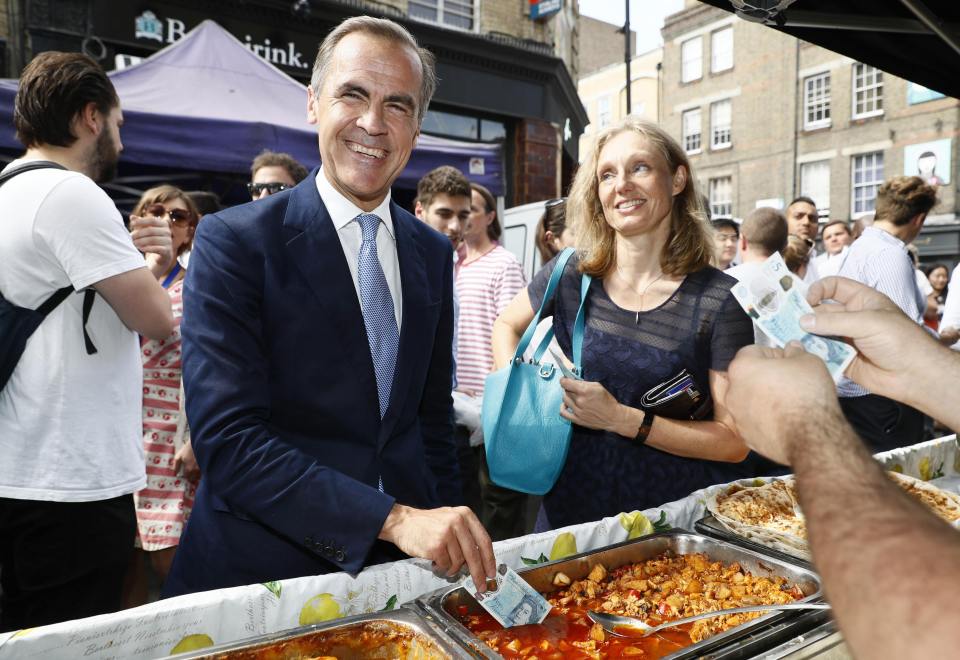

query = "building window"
[[803, 72, 831, 129], [710, 100, 732, 149], [409, 0, 475, 30], [711, 27, 733, 73], [681, 37, 702, 83], [800, 160, 830, 220], [709, 177, 733, 218], [598, 95, 611, 129], [682, 108, 701, 153], [852, 151, 884, 215], [852, 63, 883, 118]]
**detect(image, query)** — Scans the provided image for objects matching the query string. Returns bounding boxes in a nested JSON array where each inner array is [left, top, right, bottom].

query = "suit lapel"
[[378, 202, 431, 446], [282, 174, 379, 414]]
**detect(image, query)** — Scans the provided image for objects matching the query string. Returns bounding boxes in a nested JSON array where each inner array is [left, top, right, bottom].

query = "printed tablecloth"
[[1, 434, 955, 659]]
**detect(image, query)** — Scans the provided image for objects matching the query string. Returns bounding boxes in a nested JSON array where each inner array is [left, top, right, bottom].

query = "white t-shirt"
[[0, 161, 147, 502]]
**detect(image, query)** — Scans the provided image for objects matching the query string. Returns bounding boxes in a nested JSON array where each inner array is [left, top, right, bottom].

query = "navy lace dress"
[[529, 253, 755, 529]]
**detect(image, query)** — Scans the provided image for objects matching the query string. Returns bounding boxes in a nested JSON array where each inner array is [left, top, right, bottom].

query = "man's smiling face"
[[307, 31, 421, 211]]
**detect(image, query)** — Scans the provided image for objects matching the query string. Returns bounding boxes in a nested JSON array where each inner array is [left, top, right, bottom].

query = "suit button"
[[305, 535, 314, 546], [313, 541, 323, 553], [335, 549, 345, 562]]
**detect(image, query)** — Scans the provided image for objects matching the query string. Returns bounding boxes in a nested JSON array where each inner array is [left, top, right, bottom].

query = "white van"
[[499, 199, 549, 281]]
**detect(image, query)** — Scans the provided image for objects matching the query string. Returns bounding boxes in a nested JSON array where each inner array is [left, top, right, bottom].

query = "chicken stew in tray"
[[454, 549, 809, 659]]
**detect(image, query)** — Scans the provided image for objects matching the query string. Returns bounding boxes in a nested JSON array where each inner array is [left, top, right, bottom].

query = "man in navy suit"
[[164, 16, 496, 597]]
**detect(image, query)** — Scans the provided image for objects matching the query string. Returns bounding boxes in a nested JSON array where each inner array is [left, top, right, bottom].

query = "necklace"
[[615, 266, 666, 324]]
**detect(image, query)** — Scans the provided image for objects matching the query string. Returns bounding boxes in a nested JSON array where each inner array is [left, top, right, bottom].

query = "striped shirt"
[[835, 226, 925, 397], [455, 244, 526, 394]]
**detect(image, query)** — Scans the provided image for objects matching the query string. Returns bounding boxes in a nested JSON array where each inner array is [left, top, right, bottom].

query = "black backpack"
[[1, 161, 97, 390]]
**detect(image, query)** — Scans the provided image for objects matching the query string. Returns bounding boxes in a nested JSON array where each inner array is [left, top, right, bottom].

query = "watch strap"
[[634, 410, 654, 444]]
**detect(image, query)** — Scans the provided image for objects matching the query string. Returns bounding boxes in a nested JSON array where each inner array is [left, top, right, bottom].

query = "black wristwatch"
[[634, 410, 655, 444]]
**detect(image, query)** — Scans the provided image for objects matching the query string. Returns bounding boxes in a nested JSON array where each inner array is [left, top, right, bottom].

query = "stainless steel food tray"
[[417, 530, 824, 660], [167, 605, 472, 659], [695, 514, 813, 568]]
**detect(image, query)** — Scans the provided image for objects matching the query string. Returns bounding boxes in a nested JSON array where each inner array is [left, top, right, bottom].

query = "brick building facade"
[[1, 0, 588, 207], [661, 1, 960, 264]]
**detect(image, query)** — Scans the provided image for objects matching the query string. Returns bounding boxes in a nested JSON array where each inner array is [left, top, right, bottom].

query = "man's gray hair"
[[310, 16, 437, 125]]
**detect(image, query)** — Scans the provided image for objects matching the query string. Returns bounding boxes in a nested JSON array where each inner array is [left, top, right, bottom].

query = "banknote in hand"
[[731, 253, 855, 381], [464, 564, 551, 628]]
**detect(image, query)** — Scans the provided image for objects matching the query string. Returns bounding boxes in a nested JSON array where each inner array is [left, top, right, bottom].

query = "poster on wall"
[[903, 138, 952, 186], [907, 82, 946, 105]]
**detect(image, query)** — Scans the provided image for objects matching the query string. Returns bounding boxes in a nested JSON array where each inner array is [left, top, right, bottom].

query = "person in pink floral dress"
[[123, 186, 201, 606]]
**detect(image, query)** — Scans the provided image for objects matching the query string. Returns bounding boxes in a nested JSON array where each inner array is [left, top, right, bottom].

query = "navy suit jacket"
[[164, 171, 459, 597]]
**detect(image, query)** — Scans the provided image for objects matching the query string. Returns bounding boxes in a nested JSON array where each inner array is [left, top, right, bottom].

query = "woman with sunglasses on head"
[[123, 185, 201, 606], [493, 118, 754, 530]]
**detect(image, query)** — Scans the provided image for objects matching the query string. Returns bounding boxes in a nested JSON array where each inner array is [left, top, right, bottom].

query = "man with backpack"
[[0, 52, 174, 631]]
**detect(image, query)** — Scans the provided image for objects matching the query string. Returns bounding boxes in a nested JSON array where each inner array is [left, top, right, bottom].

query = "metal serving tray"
[[695, 514, 813, 568], [167, 605, 472, 659], [417, 531, 824, 660]]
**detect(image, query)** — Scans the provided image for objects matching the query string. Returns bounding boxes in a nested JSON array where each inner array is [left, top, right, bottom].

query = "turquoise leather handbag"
[[482, 248, 591, 495]]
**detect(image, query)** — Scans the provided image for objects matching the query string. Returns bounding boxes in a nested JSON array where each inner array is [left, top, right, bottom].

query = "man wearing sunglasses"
[[248, 150, 308, 200]]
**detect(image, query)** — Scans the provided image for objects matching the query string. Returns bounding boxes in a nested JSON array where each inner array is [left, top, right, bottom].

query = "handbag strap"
[[513, 247, 576, 361]]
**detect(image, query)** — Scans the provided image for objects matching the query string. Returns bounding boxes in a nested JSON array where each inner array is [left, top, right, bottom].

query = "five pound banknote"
[[730, 253, 855, 382], [463, 564, 551, 628]]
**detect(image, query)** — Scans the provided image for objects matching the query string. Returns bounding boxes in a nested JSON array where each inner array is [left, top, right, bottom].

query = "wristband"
[[634, 410, 654, 444]]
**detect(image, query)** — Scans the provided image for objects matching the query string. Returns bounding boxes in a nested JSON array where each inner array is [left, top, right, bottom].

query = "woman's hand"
[[174, 439, 201, 483], [559, 378, 635, 434]]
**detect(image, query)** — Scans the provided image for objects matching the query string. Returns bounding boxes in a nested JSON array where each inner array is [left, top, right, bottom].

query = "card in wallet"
[[639, 369, 712, 420]]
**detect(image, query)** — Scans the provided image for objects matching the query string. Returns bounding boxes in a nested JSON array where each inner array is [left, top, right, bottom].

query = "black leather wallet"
[[639, 369, 712, 420]]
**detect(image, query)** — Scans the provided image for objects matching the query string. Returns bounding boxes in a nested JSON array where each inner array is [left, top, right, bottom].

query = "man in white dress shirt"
[[786, 196, 822, 283], [835, 176, 939, 452], [813, 220, 851, 278]]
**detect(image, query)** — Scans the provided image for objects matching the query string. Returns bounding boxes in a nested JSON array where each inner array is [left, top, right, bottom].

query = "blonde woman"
[[492, 118, 753, 529]]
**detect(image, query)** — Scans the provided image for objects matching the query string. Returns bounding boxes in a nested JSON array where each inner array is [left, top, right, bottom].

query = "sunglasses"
[[247, 182, 289, 197], [147, 203, 194, 225]]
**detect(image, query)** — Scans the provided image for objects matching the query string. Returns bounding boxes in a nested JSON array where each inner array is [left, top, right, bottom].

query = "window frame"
[[681, 36, 703, 83], [803, 72, 832, 130], [682, 107, 702, 154], [800, 160, 831, 220], [850, 151, 884, 217], [709, 176, 733, 219], [851, 63, 884, 119], [597, 95, 611, 129], [710, 27, 733, 73], [710, 99, 732, 150], [408, 0, 477, 32]]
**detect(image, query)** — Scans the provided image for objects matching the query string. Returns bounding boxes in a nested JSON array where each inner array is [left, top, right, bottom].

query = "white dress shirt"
[[813, 246, 847, 278], [315, 167, 403, 330], [940, 263, 960, 350], [836, 226, 924, 397]]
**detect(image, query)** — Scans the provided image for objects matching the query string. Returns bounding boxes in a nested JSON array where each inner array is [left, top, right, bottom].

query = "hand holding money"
[[803, 276, 945, 410], [730, 253, 855, 381]]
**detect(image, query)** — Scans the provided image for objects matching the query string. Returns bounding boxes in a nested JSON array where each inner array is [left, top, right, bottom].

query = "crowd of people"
[[1, 13, 959, 660]]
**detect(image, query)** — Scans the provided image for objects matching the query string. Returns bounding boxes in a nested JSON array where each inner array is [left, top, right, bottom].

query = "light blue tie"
[[356, 213, 399, 421]]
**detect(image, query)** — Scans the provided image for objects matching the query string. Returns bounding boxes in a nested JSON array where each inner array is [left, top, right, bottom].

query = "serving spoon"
[[588, 602, 831, 637]]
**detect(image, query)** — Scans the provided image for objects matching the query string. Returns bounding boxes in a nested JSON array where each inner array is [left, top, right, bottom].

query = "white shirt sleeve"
[[33, 175, 146, 291], [941, 264, 960, 349]]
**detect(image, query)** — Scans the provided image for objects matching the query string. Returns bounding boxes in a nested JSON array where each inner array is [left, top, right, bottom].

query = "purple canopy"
[[0, 20, 504, 193]]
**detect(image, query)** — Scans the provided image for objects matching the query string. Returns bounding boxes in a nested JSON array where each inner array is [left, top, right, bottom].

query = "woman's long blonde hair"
[[570, 117, 714, 278]]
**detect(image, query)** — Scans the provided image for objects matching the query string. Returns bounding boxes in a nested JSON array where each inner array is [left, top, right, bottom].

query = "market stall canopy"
[[699, 0, 960, 99], [0, 20, 504, 193]]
